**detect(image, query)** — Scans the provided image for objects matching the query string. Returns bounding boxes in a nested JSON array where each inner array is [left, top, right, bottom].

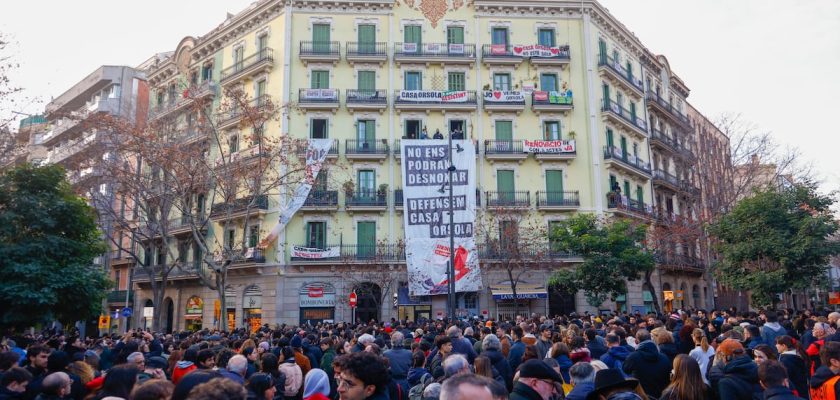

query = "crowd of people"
[[3, 308, 840, 400]]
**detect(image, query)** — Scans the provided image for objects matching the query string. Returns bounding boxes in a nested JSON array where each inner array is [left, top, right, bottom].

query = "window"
[[404, 25, 422, 45], [619, 136, 627, 157], [357, 221, 376, 257], [632, 143, 639, 158], [495, 120, 513, 141], [248, 225, 260, 248], [493, 73, 511, 91], [114, 270, 121, 290], [234, 47, 244, 65], [606, 128, 614, 148], [540, 73, 558, 91], [202, 63, 213, 82], [225, 229, 236, 250], [357, 170, 376, 198], [257, 34, 268, 52], [609, 175, 618, 193], [313, 24, 331, 53], [310, 119, 328, 139], [612, 49, 619, 64], [623, 181, 631, 200], [598, 38, 607, 62], [544, 121, 561, 140], [545, 170, 564, 203], [193, 244, 202, 265], [462, 292, 477, 309], [358, 25, 376, 53], [197, 194, 206, 216], [538, 28, 555, 47], [491, 27, 509, 46], [358, 71, 376, 92], [629, 102, 636, 120], [616, 92, 623, 109], [448, 72, 465, 91], [447, 26, 464, 45], [626, 61, 633, 80], [405, 71, 422, 90], [357, 120, 375, 144], [405, 120, 422, 139], [144, 247, 152, 266], [256, 79, 266, 100], [499, 220, 518, 246], [449, 120, 465, 135], [636, 186, 644, 205], [178, 241, 188, 263], [497, 170, 515, 203], [306, 221, 326, 249], [229, 133, 239, 153], [602, 84, 610, 108], [311, 70, 330, 89]]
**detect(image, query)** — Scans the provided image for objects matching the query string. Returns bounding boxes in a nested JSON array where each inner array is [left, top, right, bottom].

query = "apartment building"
[[129, 0, 730, 330]]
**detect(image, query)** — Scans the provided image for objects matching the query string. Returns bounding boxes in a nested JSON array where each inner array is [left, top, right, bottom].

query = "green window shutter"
[[606, 129, 614, 148], [609, 175, 617, 191], [626, 62, 633, 80], [493, 74, 511, 91], [540, 74, 558, 91], [598, 39, 607, 62], [448, 72, 465, 91], [357, 120, 375, 143], [257, 35, 268, 51], [314, 172, 327, 191], [630, 103, 637, 120], [495, 121, 513, 141], [405, 25, 422, 45], [602, 84, 610, 109], [545, 170, 564, 203], [248, 225, 260, 248], [358, 71, 375, 91], [313, 24, 331, 53], [636, 186, 644, 205], [306, 222, 326, 249], [405, 71, 422, 90], [358, 25, 376, 53], [497, 170, 515, 193], [538, 29, 555, 47], [620, 136, 627, 157], [491, 28, 508, 45], [357, 170, 376, 197], [357, 221, 376, 257], [544, 121, 560, 140], [447, 26, 464, 44], [311, 70, 330, 89], [623, 181, 631, 200]]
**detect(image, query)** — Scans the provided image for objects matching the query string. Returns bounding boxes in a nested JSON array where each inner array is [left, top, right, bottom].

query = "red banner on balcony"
[[522, 139, 575, 154]]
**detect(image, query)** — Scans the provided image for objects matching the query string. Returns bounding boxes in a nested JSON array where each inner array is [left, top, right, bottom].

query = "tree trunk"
[[643, 271, 662, 315], [507, 268, 518, 320], [152, 281, 164, 332]]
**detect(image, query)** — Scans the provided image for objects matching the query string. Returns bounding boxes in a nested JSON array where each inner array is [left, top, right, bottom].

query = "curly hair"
[[186, 377, 247, 400], [340, 352, 389, 393]]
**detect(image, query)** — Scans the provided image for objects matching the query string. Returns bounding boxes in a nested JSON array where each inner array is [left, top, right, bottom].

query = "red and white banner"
[[484, 91, 525, 102], [490, 44, 508, 55], [512, 44, 570, 58], [399, 90, 468, 103], [522, 139, 576, 154], [291, 245, 340, 259]]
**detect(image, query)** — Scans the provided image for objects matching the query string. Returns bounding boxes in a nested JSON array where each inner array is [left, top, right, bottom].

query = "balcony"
[[528, 45, 571, 67], [167, 214, 205, 236], [345, 189, 387, 212], [485, 191, 530, 209], [652, 169, 680, 192], [597, 54, 644, 98], [67, 166, 102, 185], [297, 89, 340, 113], [289, 243, 405, 264], [132, 263, 200, 283], [655, 253, 705, 274], [536, 191, 580, 211], [296, 138, 339, 160], [679, 180, 701, 197], [106, 290, 133, 304], [394, 43, 476, 66], [217, 95, 272, 130], [46, 131, 102, 165], [601, 99, 648, 138], [531, 91, 573, 114], [209, 194, 270, 221], [394, 189, 403, 211], [606, 194, 653, 219], [220, 48, 275, 85], [227, 248, 268, 271], [649, 128, 679, 153], [484, 140, 527, 162], [477, 242, 581, 262], [299, 41, 340, 65], [42, 98, 120, 146], [481, 44, 524, 66], [300, 190, 339, 212], [345, 89, 387, 113], [527, 139, 577, 162], [393, 90, 477, 113], [346, 42, 388, 65], [213, 145, 270, 169], [646, 92, 692, 130], [345, 139, 389, 161], [603, 146, 651, 178], [150, 81, 217, 121], [482, 91, 526, 114]]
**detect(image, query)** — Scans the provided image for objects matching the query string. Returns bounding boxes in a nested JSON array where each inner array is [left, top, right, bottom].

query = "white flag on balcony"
[[401, 140, 481, 296]]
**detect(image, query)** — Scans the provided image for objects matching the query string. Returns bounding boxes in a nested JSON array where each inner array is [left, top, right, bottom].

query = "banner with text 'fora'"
[[401, 140, 481, 296]]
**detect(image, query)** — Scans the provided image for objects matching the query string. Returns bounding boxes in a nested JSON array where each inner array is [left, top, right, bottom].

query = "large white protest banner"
[[401, 140, 481, 296]]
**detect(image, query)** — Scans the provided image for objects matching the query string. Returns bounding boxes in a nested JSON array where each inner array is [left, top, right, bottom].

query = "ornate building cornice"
[[191, 0, 284, 61]]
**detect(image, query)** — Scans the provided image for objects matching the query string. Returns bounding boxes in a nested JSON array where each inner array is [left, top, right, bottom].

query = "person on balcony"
[[433, 129, 444, 140]]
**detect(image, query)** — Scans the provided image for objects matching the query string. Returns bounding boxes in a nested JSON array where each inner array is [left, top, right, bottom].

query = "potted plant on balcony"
[[377, 183, 388, 201], [343, 180, 355, 200]]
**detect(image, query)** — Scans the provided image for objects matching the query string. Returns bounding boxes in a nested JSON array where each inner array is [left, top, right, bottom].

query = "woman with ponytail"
[[688, 328, 715, 384], [776, 335, 809, 399]]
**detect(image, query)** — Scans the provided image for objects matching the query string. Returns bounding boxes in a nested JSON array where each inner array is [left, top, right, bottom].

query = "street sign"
[[98, 315, 110, 329], [121, 307, 133, 318], [349, 291, 358, 308]]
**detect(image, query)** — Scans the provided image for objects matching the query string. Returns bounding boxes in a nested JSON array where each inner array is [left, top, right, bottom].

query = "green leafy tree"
[[708, 183, 840, 307], [0, 164, 110, 329], [548, 214, 656, 311]]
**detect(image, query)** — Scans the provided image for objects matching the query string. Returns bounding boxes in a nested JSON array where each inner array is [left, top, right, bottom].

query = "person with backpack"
[[598, 334, 629, 376]]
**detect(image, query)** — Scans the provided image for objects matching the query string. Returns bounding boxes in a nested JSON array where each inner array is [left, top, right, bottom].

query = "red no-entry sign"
[[349, 291, 358, 308]]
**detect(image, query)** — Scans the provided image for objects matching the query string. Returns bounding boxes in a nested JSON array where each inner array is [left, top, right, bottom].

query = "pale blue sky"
[[3, 0, 839, 192]]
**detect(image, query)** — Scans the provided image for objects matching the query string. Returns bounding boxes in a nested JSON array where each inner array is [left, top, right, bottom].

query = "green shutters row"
[[358, 71, 376, 91]]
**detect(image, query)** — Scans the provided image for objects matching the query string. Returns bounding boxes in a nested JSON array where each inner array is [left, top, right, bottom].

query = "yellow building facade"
[[136, 0, 715, 330]]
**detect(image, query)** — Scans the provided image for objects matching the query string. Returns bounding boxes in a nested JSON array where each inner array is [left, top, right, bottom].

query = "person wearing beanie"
[[291, 336, 312, 377], [303, 369, 331, 400]]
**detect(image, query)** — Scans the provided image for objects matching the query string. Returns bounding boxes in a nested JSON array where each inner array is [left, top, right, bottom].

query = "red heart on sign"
[[551, 48, 559, 54], [494, 91, 502, 99], [514, 46, 523, 54]]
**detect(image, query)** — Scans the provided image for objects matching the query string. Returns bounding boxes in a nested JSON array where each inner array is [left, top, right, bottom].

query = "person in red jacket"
[[171, 347, 198, 385]]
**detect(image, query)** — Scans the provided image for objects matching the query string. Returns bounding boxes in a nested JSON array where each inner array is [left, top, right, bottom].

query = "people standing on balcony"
[[420, 127, 429, 140], [433, 130, 443, 140]]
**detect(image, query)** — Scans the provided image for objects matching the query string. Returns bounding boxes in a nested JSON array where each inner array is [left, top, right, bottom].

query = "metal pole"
[[448, 134, 456, 321]]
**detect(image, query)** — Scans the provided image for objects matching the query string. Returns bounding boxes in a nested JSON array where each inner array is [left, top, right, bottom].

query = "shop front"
[[185, 296, 204, 331], [490, 283, 548, 321], [243, 286, 262, 333], [299, 282, 336, 324], [224, 287, 236, 332], [397, 286, 431, 322]]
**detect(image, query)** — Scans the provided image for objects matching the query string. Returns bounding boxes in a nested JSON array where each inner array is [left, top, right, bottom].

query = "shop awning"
[[184, 314, 203, 320], [398, 287, 432, 305], [490, 284, 547, 300]]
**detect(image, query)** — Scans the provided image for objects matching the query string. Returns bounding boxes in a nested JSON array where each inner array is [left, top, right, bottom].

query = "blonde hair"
[[651, 327, 674, 345], [693, 328, 710, 352], [67, 361, 94, 384]]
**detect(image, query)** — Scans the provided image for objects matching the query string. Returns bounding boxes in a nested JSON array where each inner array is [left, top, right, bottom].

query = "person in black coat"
[[481, 335, 513, 392], [708, 339, 762, 400], [776, 336, 809, 399], [622, 331, 671, 399], [584, 329, 608, 360], [758, 360, 806, 400]]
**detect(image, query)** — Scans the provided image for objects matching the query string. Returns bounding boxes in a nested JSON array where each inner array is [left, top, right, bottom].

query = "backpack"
[[408, 373, 433, 400]]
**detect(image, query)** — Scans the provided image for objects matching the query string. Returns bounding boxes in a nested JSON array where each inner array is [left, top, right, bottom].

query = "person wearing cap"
[[292, 336, 313, 377], [584, 369, 642, 400], [510, 360, 563, 400], [137, 356, 167, 383], [708, 339, 760, 400]]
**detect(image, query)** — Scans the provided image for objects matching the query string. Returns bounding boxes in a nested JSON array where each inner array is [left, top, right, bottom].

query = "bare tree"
[[336, 239, 405, 323], [0, 32, 34, 168]]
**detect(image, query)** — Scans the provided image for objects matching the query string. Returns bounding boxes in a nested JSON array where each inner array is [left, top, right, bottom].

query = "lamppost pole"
[[447, 134, 457, 321]]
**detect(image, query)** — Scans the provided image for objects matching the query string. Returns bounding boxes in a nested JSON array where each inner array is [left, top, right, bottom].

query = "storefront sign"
[[483, 91, 525, 103], [291, 245, 340, 259], [186, 296, 203, 315], [398, 90, 468, 103], [401, 140, 481, 296], [243, 294, 262, 309], [299, 282, 337, 307], [533, 91, 573, 104], [522, 139, 576, 154], [301, 89, 338, 101], [490, 284, 548, 300], [512, 44, 570, 58]]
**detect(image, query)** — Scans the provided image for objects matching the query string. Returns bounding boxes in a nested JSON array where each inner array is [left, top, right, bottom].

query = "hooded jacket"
[[761, 322, 786, 347], [587, 340, 608, 360], [553, 354, 573, 384], [406, 367, 431, 387], [657, 342, 678, 363], [622, 341, 671, 398], [482, 349, 513, 392], [708, 355, 761, 400], [810, 366, 840, 399], [172, 360, 197, 385], [779, 352, 809, 399], [600, 345, 630, 373]]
